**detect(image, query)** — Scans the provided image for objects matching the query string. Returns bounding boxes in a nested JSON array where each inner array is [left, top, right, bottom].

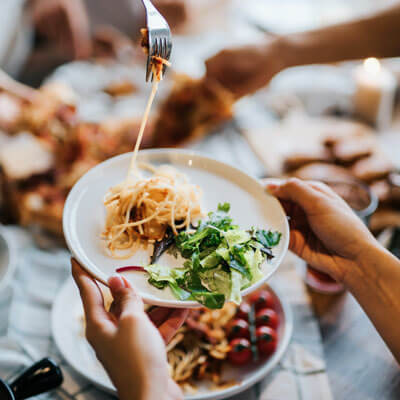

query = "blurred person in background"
[[206, 1, 400, 98], [0, 0, 90, 78], [0, 0, 150, 81]]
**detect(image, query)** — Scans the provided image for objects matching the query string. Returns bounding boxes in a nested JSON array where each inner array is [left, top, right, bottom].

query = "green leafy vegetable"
[[138, 204, 282, 309], [225, 230, 251, 247], [228, 255, 251, 280], [169, 282, 191, 300], [148, 278, 168, 289], [144, 264, 187, 285], [218, 202, 230, 212], [229, 269, 243, 304], [256, 230, 281, 248], [191, 291, 225, 309], [199, 267, 231, 298]]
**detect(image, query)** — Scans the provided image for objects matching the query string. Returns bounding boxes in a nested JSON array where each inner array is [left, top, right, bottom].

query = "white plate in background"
[[52, 278, 293, 400]]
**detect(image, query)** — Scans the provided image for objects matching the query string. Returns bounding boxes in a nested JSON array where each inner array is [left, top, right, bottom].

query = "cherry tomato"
[[255, 308, 279, 329], [228, 338, 252, 365], [228, 318, 250, 339], [236, 302, 251, 320], [249, 289, 275, 311], [256, 326, 278, 357]]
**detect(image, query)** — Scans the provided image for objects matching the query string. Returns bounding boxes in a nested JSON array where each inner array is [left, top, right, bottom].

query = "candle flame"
[[363, 57, 381, 74]]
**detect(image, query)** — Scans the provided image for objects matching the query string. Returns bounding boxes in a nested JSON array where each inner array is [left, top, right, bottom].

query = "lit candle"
[[353, 57, 397, 130]]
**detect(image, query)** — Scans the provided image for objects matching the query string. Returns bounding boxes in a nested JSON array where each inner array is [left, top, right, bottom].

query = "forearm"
[[278, 3, 400, 68], [345, 241, 400, 363]]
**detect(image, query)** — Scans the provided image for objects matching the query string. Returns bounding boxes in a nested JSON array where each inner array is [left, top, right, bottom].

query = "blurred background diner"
[[0, 0, 399, 399]]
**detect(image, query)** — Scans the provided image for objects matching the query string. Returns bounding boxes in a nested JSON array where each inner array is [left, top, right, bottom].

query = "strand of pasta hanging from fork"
[[102, 54, 203, 259]]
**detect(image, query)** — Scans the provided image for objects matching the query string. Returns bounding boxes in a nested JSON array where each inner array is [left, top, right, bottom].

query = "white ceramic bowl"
[[63, 149, 289, 308]]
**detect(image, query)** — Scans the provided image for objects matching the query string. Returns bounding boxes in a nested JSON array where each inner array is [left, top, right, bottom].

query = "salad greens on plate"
[[141, 203, 281, 309]]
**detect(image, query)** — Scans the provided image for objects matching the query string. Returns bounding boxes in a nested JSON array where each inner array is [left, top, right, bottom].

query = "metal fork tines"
[[141, 0, 172, 82]]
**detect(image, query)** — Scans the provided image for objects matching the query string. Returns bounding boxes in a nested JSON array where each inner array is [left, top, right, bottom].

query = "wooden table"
[[310, 290, 400, 400]]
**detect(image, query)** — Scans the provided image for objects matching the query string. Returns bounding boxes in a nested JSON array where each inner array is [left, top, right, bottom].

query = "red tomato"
[[256, 326, 278, 357], [248, 289, 275, 311], [255, 308, 279, 329], [228, 318, 250, 339], [228, 338, 252, 365], [236, 302, 251, 320]]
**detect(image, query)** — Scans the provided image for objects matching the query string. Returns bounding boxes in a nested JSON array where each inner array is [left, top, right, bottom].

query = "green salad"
[[142, 203, 281, 309]]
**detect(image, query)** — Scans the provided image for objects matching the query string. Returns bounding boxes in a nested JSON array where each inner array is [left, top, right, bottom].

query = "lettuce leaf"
[[200, 251, 221, 269], [229, 269, 243, 304], [191, 291, 225, 309], [144, 264, 187, 284], [199, 267, 231, 298], [256, 229, 281, 248], [224, 229, 251, 247], [244, 248, 264, 284], [169, 282, 191, 300]]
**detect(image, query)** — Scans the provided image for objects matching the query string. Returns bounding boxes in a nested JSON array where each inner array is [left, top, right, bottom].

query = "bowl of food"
[[63, 149, 289, 308]]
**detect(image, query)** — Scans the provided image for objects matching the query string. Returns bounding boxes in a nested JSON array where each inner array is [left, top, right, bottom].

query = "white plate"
[[52, 278, 293, 400], [0, 226, 17, 292], [63, 149, 289, 308]]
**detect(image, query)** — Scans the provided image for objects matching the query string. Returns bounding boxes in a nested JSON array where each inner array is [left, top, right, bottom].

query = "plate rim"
[[51, 278, 293, 400], [63, 148, 289, 308], [0, 226, 18, 292]]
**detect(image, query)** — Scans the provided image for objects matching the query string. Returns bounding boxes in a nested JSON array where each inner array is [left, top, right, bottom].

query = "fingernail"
[[265, 183, 278, 195], [263, 178, 282, 193], [108, 274, 125, 291], [121, 276, 131, 289]]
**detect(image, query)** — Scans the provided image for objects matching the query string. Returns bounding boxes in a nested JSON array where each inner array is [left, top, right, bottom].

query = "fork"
[[141, 0, 172, 82]]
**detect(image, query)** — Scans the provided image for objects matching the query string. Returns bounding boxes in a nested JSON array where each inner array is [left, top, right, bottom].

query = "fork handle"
[[141, 0, 159, 17]]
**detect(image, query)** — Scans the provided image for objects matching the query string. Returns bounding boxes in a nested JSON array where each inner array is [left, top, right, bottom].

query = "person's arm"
[[72, 259, 186, 400], [206, 2, 400, 98], [266, 178, 400, 363], [30, 0, 92, 60], [280, 4, 400, 68], [344, 241, 400, 362]]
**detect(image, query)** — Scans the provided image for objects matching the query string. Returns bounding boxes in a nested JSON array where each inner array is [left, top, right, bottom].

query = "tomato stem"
[[248, 303, 259, 362]]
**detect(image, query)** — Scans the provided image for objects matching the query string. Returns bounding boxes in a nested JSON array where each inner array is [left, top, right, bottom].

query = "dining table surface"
[[311, 289, 400, 400]]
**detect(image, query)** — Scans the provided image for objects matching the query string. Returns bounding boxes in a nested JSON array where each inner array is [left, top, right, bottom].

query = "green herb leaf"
[[229, 269, 243, 304], [199, 268, 231, 298], [169, 282, 191, 301], [218, 202, 230, 213], [191, 291, 225, 309], [148, 278, 168, 289], [229, 255, 251, 280], [145, 264, 186, 281], [256, 230, 282, 248]]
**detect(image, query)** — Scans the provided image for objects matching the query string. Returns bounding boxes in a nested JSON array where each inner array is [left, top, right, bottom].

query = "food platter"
[[63, 149, 289, 308], [52, 278, 293, 400]]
